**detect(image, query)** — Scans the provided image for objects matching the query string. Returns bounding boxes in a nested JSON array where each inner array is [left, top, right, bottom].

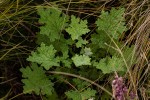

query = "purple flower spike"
[[112, 75, 128, 100], [112, 74, 137, 100]]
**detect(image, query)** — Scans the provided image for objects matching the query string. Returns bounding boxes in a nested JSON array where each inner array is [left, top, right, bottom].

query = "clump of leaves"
[[20, 6, 136, 99]]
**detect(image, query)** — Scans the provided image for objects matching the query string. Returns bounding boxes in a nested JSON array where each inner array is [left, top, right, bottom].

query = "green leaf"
[[96, 7, 127, 39], [93, 56, 125, 74], [37, 7, 68, 42], [20, 63, 54, 95], [91, 30, 110, 49], [83, 47, 93, 56], [51, 36, 72, 54], [65, 88, 96, 100], [60, 51, 72, 68], [72, 78, 90, 89], [81, 88, 96, 100], [43, 91, 59, 100], [36, 34, 73, 68], [27, 43, 60, 70], [72, 54, 91, 67], [51, 37, 73, 68], [66, 15, 90, 40], [66, 90, 81, 100], [76, 37, 88, 48], [36, 33, 51, 45], [61, 59, 72, 68]]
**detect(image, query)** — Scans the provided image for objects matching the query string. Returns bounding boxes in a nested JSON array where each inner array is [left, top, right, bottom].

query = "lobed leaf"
[[83, 47, 93, 56], [66, 15, 90, 40], [65, 88, 96, 100], [37, 7, 68, 42], [96, 7, 127, 39], [20, 63, 54, 95], [76, 37, 88, 48], [72, 54, 91, 67], [27, 43, 60, 70], [93, 56, 125, 74], [91, 30, 110, 49]]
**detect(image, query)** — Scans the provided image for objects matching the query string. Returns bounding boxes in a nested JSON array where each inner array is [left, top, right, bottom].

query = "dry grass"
[[124, 0, 150, 99], [0, 0, 37, 99]]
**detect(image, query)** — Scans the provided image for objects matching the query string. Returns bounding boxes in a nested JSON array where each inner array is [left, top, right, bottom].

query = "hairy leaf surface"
[[96, 7, 126, 39], [37, 7, 68, 42], [65, 88, 96, 100], [76, 37, 88, 48], [93, 56, 125, 74], [72, 54, 91, 67], [20, 63, 54, 95], [27, 43, 60, 70], [66, 15, 90, 40]]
